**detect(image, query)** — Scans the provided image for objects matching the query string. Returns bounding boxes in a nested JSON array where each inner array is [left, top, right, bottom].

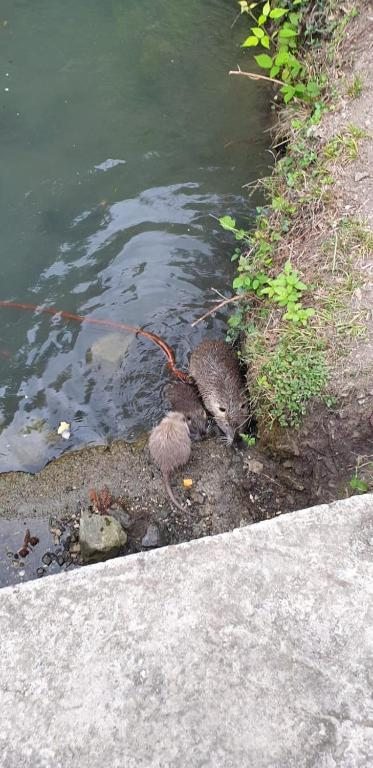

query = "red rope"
[[0, 300, 191, 383]]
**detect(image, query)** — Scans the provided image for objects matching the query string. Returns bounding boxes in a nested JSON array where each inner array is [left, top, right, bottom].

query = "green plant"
[[349, 475, 369, 494], [238, 0, 321, 104], [256, 342, 328, 427], [240, 434, 256, 446], [323, 125, 367, 162], [347, 75, 363, 99]]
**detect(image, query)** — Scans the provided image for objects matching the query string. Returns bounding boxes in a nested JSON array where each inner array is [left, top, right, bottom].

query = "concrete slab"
[[0, 496, 373, 768]]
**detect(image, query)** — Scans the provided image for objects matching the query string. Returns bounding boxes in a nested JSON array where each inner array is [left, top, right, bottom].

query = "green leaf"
[[262, 1, 271, 17], [251, 27, 264, 38], [279, 27, 298, 38], [270, 65, 280, 78], [254, 53, 273, 69], [269, 8, 288, 19], [219, 215, 236, 231], [242, 35, 259, 47], [282, 84, 296, 103], [349, 476, 369, 493], [275, 51, 290, 66], [260, 35, 270, 49]]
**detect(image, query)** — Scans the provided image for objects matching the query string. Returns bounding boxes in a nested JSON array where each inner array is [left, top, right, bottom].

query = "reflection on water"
[[0, 0, 270, 472]]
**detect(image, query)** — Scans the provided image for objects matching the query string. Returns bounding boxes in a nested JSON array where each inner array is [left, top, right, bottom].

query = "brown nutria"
[[163, 381, 208, 441], [189, 339, 248, 444], [148, 411, 191, 511]]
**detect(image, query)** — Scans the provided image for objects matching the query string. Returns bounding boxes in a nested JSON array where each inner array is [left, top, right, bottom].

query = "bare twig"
[[191, 294, 250, 327], [229, 66, 283, 87]]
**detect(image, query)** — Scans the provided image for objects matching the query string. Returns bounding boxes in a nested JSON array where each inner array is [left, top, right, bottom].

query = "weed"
[[254, 339, 328, 428], [240, 434, 256, 446], [349, 475, 369, 493], [347, 75, 363, 98], [323, 125, 368, 161]]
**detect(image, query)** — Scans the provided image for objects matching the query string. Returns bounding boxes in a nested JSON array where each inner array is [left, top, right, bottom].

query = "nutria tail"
[[162, 471, 186, 512]]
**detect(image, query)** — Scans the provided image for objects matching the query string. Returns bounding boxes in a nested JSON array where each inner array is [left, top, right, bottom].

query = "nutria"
[[163, 381, 208, 441], [148, 411, 191, 511], [189, 339, 248, 444]]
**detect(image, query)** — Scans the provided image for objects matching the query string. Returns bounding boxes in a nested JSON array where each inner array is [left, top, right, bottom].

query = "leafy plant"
[[238, 0, 321, 104], [239, 433, 256, 446], [256, 344, 328, 427], [349, 475, 369, 494]]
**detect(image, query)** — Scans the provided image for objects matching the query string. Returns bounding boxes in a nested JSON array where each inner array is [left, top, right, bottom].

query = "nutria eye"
[[240, 403, 246, 409], [187, 416, 191, 422], [218, 407, 226, 413]]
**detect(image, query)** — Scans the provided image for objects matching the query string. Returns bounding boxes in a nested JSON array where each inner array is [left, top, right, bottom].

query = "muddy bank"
[[0, 418, 364, 586]]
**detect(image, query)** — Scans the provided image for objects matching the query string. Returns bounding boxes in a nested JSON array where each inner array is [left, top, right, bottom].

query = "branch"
[[229, 67, 283, 87], [191, 293, 251, 327]]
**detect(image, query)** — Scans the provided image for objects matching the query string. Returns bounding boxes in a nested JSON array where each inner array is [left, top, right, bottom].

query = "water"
[[0, 0, 270, 473]]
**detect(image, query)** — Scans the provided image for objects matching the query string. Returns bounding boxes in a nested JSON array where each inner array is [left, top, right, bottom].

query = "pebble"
[[141, 524, 161, 549], [42, 553, 53, 566], [247, 459, 264, 474], [36, 567, 45, 577]]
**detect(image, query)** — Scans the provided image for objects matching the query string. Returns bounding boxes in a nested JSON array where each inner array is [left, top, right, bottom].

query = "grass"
[[225, 1, 372, 435], [347, 74, 363, 98]]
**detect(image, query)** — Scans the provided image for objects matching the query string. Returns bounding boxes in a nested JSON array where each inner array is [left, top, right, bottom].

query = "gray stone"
[[247, 458, 264, 474], [109, 508, 132, 530], [141, 523, 161, 548], [0, 496, 372, 767], [90, 332, 133, 365], [79, 510, 127, 563]]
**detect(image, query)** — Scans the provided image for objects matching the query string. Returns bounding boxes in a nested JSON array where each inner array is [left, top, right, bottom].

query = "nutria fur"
[[148, 411, 191, 511], [189, 339, 248, 444], [163, 382, 207, 441]]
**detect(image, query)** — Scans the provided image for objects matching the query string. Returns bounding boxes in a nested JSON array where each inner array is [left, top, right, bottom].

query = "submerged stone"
[[79, 511, 127, 564]]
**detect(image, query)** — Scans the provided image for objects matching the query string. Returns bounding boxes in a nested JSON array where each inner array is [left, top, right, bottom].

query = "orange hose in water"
[[0, 300, 191, 383]]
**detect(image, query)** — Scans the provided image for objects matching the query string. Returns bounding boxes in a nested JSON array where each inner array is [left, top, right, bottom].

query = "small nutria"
[[163, 381, 208, 441], [149, 411, 191, 511], [189, 339, 248, 444]]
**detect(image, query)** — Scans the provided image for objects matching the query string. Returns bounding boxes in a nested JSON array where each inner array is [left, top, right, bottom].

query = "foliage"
[[239, 433, 256, 446], [220, 215, 314, 327], [255, 341, 328, 427], [349, 475, 369, 494], [238, 0, 321, 104]]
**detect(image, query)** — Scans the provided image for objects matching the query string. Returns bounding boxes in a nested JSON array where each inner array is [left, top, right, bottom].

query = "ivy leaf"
[[260, 35, 270, 49], [242, 35, 259, 47], [279, 27, 298, 38], [251, 27, 264, 38], [269, 8, 288, 19], [282, 84, 296, 103], [255, 53, 273, 69]]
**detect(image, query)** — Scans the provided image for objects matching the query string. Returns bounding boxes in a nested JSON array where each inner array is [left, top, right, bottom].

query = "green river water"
[[0, 0, 270, 473]]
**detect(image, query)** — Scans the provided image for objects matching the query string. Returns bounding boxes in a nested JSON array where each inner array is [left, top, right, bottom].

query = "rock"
[[79, 511, 127, 564], [141, 524, 161, 549], [109, 509, 132, 530], [91, 332, 133, 365], [247, 459, 264, 474], [42, 553, 53, 566]]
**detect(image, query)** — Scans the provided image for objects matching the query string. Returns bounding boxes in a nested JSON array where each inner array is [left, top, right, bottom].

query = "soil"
[[0, 3, 372, 582]]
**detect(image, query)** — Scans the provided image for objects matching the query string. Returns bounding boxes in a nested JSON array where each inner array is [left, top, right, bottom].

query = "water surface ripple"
[[0, 0, 270, 472]]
